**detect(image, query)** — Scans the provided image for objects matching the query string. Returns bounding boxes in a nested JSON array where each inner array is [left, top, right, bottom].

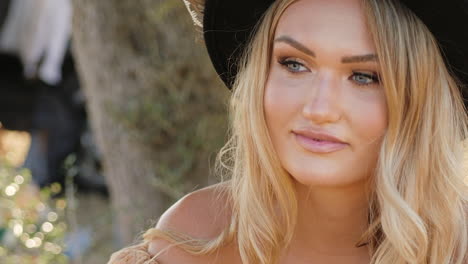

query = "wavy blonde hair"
[[144, 0, 468, 263]]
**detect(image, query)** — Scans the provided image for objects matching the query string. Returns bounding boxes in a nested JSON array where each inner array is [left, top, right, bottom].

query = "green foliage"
[[0, 160, 68, 264], [109, 0, 230, 200]]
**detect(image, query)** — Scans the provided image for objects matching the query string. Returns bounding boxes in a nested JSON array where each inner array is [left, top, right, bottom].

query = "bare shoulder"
[[156, 182, 231, 237], [147, 182, 240, 264]]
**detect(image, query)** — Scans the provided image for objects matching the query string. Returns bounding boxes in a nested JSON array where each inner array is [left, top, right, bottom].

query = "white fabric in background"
[[0, 0, 72, 85]]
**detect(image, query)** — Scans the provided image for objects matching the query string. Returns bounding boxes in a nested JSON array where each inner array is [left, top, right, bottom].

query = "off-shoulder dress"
[[107, 228, 160, 264]]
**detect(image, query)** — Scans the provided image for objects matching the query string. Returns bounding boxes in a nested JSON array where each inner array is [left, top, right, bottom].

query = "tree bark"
[[71, 0, 227, 246]]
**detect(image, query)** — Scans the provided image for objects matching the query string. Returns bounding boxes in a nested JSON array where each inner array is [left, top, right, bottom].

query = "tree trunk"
[[71, 0, 227, 246]]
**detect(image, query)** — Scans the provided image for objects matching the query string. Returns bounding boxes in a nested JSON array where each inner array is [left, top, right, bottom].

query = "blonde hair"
[[144, 0, 468, 263]]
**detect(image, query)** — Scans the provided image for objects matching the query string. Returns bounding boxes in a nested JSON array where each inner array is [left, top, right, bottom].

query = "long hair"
[[144, 0, 468, 263], [362, 0, 468, 263]]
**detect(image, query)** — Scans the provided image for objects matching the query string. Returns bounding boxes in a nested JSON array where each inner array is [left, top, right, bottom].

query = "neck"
[[291, 179, 371, 257]]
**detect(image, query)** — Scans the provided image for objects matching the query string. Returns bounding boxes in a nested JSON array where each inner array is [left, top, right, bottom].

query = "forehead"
[[275, 0, 375, 55]]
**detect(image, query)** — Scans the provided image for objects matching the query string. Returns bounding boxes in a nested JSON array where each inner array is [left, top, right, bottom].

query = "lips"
[[292, 129, 348, 153]]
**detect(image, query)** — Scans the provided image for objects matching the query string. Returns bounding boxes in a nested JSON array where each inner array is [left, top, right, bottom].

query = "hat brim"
[[203, 0, 468, 95]]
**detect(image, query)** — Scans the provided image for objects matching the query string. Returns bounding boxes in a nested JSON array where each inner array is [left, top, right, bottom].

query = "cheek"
[[264, 80, 286, 131], [348, 93, 388, 145], [344, 91, 388, 177], [264, 74, 305, 130], [263, 74, 388, 186]]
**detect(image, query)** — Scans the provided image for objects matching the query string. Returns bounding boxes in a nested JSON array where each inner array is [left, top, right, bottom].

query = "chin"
[[287, 167, 366, 188]]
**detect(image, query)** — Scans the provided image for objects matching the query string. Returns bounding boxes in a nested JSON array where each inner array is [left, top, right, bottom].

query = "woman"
[[108, 0, 468, 263]]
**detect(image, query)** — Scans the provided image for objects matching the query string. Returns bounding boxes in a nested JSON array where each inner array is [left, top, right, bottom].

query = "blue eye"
[[278, 58, 308, 73], [351, 71, 380, 86]]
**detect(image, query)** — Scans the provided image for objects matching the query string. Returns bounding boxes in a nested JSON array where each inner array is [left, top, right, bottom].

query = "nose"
[[302, 72, 342, 124]]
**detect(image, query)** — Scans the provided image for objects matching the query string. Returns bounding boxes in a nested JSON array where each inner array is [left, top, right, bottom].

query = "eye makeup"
[[277, 57, 309, 73], [349, 71, 380, 86]]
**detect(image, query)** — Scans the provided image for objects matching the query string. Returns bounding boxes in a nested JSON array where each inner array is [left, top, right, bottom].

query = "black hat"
[[186, 0, 468, 93]]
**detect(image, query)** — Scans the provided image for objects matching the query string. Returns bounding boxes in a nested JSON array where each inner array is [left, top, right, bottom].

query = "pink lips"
[[292, 129, 348, 153]]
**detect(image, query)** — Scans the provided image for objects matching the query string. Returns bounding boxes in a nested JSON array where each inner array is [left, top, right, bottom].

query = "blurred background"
[[0, 0, 229, 263], [0, 1, 467, 264]]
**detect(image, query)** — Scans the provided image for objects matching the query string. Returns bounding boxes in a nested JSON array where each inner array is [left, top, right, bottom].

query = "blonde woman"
[[108, 0, 468, 263]]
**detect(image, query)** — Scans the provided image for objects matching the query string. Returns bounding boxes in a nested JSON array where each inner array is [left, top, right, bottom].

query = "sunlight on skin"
[[0, 127, 467, 185]]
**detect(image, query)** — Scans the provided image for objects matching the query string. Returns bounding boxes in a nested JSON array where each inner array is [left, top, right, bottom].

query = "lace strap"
[[107, 241, 160, 264]]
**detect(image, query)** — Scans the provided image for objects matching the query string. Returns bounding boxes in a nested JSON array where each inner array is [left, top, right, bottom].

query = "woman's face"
[[264, 0, 388, 187]]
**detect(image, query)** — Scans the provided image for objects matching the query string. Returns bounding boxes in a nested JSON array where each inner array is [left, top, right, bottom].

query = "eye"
[[350, 71, 380, 86], [278, 58, 309, 73]]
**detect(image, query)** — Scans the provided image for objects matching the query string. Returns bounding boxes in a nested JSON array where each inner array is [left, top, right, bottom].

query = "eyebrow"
[[274, 35, 378, 64], [275, 36, 316, 57], [341, 54, 378, 63]]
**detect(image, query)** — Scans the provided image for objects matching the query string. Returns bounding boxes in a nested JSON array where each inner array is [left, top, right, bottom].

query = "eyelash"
[[278, 58, 308, 73], [350, 71, 380, 86], [277, 58, 380, 86]]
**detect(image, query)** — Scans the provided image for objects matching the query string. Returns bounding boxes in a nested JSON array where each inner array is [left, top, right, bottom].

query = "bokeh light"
[[14, 175, 24, 184], [47, 212, 58, 222], [5, 185, 16, 196], [41, 222, 54, 233], [13, 223, 23, 236]]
